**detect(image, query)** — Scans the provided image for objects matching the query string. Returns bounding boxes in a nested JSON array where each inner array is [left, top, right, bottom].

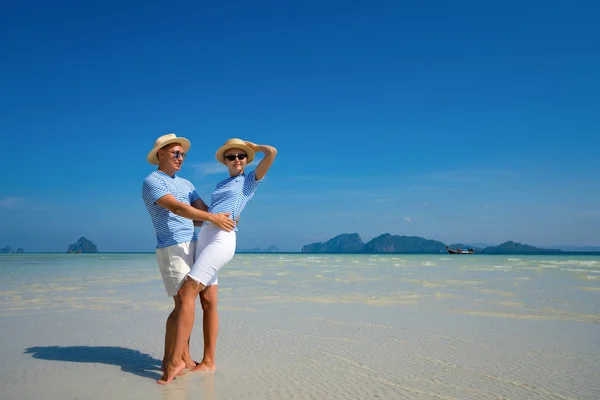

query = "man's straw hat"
[[215, 138, 255, 165], [147, 133, 191, 165]]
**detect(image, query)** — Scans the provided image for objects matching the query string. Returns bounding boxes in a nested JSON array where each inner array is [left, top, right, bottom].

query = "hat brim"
[[216, 143, 255, 165], [147, 137, 191, 165]]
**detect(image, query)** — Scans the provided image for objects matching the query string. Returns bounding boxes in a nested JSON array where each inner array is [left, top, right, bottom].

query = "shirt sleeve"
[[243, 170, 263, 196], [188, 181, 201, 203], [142, 175, 169, 204]]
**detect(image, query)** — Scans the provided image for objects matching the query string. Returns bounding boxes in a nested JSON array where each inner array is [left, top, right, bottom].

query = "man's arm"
[[192, 198, 241, 227], [191, 198, 209, 227], [156, 194, 235, 231]]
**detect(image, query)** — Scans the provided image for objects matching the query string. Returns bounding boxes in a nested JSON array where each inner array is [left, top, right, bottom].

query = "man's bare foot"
[[191, 361, 216, 372], [157, 361, 186, 385]]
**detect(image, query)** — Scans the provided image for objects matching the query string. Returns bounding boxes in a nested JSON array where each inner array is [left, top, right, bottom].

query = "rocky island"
[[301, 233, 447, 254], [237, 245, 280, 253], [67, 237, 99, 253], [0, 246, 25, 253], [480, 241, 560, 254], [301, 233, 561, 254]]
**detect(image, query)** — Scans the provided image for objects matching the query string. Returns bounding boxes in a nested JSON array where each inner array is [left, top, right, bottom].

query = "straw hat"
[[215, 138, 255, 165], [147, 133, 191, 165]]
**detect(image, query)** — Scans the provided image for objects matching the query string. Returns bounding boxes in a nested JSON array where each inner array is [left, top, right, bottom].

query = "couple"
[[142, 133, 277, 385]]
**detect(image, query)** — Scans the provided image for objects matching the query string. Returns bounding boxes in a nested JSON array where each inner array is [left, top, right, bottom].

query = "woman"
[[158, 138, 277, 384]]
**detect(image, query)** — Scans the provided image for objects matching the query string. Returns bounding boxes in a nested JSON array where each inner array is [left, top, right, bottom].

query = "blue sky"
[[1, 0, 599, 252]]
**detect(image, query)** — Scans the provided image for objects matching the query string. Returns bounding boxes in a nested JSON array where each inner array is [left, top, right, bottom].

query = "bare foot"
[[157, 361, 186, 385], [163, 359, 196, 373], [191, 361, 216, 372]]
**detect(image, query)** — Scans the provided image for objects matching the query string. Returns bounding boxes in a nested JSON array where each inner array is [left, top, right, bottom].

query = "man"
[[142, 133, 234, 372]]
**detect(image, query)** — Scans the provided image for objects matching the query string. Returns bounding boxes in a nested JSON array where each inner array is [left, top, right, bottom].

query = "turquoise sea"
[[1, 253, 599, 399]]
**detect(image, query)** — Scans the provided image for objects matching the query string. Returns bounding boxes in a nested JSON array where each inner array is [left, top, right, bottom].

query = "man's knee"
[[169, 293, 186, 319]]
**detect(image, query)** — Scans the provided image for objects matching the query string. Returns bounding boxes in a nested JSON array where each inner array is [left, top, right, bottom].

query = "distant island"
[[237, 245, 280, 253], [0, 246, 25, 253], [0, 235, 595, 255], [67, 237, 99, 253], [479, 241, 560, 254], [301, 233, 563, 254]]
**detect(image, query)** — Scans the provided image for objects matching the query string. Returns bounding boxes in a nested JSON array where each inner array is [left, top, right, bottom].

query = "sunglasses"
[[167, 150, 186, 160], [224, 154, 247, 161]]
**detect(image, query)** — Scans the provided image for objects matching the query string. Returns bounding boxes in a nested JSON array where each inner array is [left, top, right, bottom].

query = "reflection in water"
[[162, 372, 215, 400]]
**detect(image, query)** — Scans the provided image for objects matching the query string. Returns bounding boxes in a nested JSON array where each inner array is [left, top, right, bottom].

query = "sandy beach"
[[1, 253, 599, 399]]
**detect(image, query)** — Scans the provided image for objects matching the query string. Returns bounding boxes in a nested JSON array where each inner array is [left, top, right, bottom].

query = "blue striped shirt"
[[208, 170, 262, 231], [142, 170, 200, 248]]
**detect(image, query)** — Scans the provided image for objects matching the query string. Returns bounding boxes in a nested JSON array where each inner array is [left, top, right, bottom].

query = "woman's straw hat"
[[215, 138, 255, 165], [147, 133, 191, 165]]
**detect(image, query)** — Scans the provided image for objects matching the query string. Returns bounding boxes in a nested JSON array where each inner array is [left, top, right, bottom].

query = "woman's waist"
[[208, 206, 238, 218], [201, 220, 238, 232]]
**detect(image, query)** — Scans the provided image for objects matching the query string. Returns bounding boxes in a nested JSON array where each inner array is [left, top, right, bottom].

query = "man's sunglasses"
[[167, 150, 186, 160], [225, 154, 247, 161]]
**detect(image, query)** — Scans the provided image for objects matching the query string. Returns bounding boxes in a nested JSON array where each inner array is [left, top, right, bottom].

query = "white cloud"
[[0, 197, 48, 211], [372, 197, 398, 203], [404, 217, 412, 223], [289, 175, 364, 183], [190, 162, 227, 178], [415, 169, 518, 184], [0, 197, 20, 208], [580, 210, 600, 218]]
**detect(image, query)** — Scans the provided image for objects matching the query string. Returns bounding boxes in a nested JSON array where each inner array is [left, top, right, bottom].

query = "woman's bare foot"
[[191, 360, 216, 372], [157, 361, 186, 385]]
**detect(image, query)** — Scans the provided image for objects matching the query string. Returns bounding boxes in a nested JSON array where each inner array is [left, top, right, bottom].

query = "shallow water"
[[1, 253, 599, 399]]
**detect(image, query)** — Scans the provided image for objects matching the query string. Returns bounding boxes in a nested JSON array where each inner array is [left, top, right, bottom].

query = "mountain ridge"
[[301, 234, 566, 254]]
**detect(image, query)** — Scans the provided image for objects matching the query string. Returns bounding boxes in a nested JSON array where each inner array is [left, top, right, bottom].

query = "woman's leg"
[[194, 285, 219, 371], [163, 294, 197, 371]]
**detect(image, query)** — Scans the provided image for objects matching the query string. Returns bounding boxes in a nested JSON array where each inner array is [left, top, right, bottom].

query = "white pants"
[[188, 223, 236, 286]]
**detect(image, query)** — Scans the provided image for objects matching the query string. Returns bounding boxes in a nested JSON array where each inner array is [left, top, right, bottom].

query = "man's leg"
[[162, 296, 179, 369], [158, 278, 205, 384], [193, 285, 218, 371], [163, 295, 196, 371]]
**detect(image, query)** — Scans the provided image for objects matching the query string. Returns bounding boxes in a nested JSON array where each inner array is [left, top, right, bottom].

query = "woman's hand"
[[244, 141, 259, 151], [245, 141, 276, 155]]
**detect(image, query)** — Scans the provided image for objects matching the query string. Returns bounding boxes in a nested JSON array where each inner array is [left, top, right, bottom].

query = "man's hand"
[[209, 212, 235, 232]]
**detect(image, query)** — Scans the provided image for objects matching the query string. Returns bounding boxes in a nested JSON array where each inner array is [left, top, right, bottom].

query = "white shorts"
[[156, 241, 197, 297], [188, 223, 236, 286]]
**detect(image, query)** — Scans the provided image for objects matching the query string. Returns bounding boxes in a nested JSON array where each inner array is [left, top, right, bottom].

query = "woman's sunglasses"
[[225, 154, 247, 161]]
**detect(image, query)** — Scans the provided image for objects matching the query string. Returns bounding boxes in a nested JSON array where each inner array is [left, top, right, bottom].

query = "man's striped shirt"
[[142, 170, 200, 248]]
